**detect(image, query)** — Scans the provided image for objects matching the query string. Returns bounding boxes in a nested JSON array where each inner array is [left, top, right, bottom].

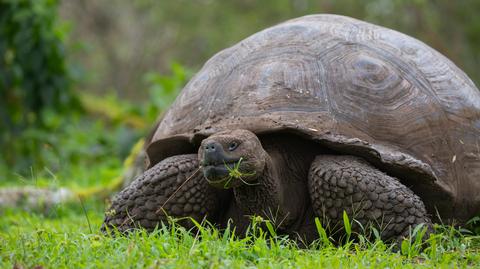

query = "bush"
[[0, 0, 80, 170], [0, 62, 190, 182]]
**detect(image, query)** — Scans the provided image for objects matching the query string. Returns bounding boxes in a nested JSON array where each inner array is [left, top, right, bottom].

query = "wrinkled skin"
[[103, 129, 432, 244]]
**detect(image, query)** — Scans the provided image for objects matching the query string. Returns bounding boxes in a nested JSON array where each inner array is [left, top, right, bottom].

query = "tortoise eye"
[[228, 141, 239, 151]]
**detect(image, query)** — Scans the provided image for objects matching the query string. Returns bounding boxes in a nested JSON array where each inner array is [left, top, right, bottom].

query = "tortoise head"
[[198, 129, 267, 189]]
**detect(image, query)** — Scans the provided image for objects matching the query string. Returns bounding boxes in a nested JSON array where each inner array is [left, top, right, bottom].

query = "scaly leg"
[[102, 154, 227, 232], [308, 155, 432, 241]]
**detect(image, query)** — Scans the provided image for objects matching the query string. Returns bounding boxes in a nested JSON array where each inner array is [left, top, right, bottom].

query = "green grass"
[[1, 199, 479, 268]]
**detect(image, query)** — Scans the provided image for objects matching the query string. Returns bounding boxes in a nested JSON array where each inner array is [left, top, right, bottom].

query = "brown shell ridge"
[[317, 134, 438, 180], [151, 115, 440, 182]]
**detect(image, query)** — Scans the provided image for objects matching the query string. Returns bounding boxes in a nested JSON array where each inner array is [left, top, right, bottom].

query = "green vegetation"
[[0, 64, 188, 188], [2, 1, 480, 268], [64, 0, 480, 101], [1, 202, 479, 268], [224, 158, 258, 188], [0, 0, 80, 171]]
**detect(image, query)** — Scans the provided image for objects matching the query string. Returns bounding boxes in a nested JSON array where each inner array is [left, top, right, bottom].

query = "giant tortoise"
[[103, 14, 480, 242]]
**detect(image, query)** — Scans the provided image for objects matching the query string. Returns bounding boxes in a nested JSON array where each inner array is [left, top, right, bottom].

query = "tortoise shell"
[[147, 14, 480, 221]]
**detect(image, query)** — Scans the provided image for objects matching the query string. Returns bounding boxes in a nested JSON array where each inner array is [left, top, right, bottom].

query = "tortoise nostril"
[[204, 142, 217, 153], [203, 142, 224, 166]]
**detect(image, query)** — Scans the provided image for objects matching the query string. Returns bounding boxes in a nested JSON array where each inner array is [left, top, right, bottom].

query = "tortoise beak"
[[201, 141, 241, 188], [202, 141, 224, 166], [202, 165, 243, 189]]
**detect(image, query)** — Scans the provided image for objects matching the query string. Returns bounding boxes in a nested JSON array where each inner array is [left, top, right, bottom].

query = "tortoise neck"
[[232, 156, 286, 223], [232, 134, 317, 229]]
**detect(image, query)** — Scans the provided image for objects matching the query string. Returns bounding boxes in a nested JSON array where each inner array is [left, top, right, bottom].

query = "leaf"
[[466, 216, 480, 226], [314, 217, 329, 245], [371, 226, 381, 241], [401, 238, 409, 256], [265, 221, 276, 237], [343, 210, 351, 236], [412, 223, 425, 237]]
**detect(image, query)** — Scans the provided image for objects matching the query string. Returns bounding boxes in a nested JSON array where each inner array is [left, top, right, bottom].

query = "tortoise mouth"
[[202, 159, 240, 168], [202, 161, 245, 189], [202, 161, 237, 178]]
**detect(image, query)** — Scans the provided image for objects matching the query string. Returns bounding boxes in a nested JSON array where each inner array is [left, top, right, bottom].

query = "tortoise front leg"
[[102, 154, 226, 232], [308, 155, 432, 242]]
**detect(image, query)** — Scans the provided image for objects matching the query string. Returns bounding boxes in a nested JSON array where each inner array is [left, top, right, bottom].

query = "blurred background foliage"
[[61, 0, 480, 100], [0, 0, 479, 190], [0, 0, 80, 171]]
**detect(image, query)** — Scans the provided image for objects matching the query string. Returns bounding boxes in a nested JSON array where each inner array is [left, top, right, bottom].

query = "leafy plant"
[[400, 223, 428, 258], [466, 216, 480, 235], [143, 63, 190, 122], [343, 210, 352, 242], [0, 0, 81, 171], [314, 217, 332, 247], [220, 158, 258, 188]]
